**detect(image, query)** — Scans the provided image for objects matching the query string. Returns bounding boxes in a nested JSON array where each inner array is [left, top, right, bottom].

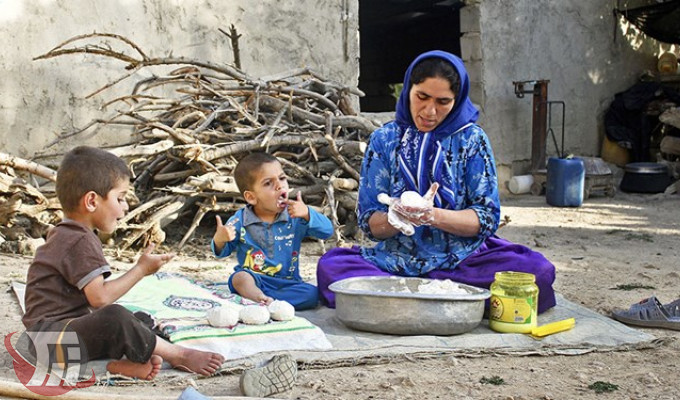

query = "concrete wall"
[[2, 0, 676, 190], [461, 0, 678, 187], [0, 0, 359, 160]]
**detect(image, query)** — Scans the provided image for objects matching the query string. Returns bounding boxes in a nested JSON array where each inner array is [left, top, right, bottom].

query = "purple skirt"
[[317, 235, 556, 314]]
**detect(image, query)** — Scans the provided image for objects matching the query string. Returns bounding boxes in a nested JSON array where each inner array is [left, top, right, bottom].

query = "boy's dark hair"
[[234, 152, 279, 194], [410, 57, 461, 97], [56, 146, 131, 212]]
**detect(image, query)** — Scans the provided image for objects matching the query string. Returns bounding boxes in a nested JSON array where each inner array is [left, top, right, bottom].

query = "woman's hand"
[[377, 193, 415, 235], [393, 183, 439, 226]]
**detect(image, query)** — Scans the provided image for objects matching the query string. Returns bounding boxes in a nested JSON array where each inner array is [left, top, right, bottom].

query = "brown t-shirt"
[[22, 220, 111, 328]]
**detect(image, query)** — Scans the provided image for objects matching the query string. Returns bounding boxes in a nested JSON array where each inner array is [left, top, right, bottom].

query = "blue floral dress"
[[357, 121, 500, 276]]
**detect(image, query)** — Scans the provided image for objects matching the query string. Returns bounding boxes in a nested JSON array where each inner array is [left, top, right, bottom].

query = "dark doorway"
[[359, 0, 464, 112]]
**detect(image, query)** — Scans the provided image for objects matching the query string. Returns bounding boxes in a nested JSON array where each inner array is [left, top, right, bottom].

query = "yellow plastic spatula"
[[531, 318, 576, 337]]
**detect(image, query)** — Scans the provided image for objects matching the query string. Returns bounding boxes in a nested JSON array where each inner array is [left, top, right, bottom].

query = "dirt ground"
[[1, 189, 679, 400]]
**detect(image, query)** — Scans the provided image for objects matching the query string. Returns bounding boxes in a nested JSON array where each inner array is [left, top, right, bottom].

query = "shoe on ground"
[[612, 296, 680, 330], [239, 354, 298, 398]]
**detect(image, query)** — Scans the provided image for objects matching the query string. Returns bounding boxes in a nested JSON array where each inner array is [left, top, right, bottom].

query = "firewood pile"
[[0, 33, 381, 255], [0, 154, 61, 255]]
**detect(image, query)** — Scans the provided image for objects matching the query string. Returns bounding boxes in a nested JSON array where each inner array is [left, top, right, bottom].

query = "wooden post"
[[531, 80, 549, 172]]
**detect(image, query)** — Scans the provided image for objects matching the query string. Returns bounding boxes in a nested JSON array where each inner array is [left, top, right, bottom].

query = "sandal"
[[239, 354, 298, 398], [612, 296, 680, 330], [663, 298, 680, 318]]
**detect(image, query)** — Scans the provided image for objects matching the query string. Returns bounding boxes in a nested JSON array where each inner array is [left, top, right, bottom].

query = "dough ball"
[[268, 300, 295, 321], [206, 304, 240, 327], [239, 305, 271, 325], [400, 191, 427, 208]]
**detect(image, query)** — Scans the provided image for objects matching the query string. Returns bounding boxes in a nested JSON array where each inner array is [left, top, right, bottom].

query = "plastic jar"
[[489, 271, 538, 333]]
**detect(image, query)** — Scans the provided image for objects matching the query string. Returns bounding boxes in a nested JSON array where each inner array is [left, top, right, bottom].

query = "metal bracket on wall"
[[513, 80, 550, 172]]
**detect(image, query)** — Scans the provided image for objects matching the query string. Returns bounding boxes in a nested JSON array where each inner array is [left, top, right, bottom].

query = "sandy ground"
[[1, 190, 679, 399]]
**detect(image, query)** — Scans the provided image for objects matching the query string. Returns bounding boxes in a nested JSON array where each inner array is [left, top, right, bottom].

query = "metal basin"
[[329, 276, 490, 336]]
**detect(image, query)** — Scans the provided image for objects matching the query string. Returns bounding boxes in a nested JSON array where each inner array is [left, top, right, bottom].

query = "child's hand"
[[136, 243, 175, 276], [286, 191, 309, 221], [213, 215, 238, 246]]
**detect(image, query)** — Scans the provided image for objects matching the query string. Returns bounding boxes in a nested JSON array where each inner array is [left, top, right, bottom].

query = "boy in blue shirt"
[[211, 153, 333, 310]]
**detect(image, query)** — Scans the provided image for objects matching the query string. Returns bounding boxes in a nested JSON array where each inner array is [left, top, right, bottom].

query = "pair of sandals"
[[612, 296, 680, 330]]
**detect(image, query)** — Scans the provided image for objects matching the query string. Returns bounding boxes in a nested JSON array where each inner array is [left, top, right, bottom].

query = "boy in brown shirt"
[[22, 146, 224, 380]]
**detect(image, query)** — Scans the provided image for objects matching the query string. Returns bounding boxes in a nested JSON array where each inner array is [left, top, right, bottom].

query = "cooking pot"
[[620, 162, 671, 193]]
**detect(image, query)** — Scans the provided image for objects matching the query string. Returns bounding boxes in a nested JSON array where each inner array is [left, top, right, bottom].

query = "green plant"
[[388, 83, 403, 101], [588, 381, 618, 393], [611, 283, 656, 291], [479, 375, 504, 385]]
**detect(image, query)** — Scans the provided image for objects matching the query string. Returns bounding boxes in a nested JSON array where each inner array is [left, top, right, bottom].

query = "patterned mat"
[[13, 272, 332, 361]]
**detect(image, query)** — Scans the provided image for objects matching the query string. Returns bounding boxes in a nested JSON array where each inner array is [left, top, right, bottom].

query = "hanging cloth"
[[615, 0, 680, 44]]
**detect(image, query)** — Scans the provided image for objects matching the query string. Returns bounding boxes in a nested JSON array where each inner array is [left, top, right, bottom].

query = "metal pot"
[[620, 162, 671, 193]]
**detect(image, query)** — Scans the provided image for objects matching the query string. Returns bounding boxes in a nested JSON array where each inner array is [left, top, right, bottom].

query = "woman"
[[317, 50, 556, 313]]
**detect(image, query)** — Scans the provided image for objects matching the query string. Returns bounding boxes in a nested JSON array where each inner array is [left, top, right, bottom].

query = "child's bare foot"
[[256, 294, 274, 305], [148, 355, 163, 378], [107, 355, 163, 380], [172, 348, 224, 376]]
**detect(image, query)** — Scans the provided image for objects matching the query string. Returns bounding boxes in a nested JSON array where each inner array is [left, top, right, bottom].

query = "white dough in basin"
[[418, 279, 468, 295]]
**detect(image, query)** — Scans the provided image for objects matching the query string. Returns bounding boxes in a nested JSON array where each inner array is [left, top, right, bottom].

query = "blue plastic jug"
[[546, 157, 585, 207]]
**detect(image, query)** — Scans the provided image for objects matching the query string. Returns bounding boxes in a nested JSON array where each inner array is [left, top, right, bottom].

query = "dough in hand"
[[268, 300, 295, 321], [239, 304, 271, 325], [206, 304, 241, 327], [400, 191, 427, 208]]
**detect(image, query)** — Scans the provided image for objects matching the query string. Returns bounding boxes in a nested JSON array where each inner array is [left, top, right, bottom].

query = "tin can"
[[489, 271, 538, 333]]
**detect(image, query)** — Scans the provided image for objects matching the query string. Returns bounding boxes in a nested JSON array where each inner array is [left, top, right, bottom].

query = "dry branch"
[[220, 24, 242, 70], [0, 152, 57, 182], [0, 32, 381, 253]]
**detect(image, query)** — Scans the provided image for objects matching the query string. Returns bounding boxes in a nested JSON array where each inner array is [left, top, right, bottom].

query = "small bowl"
[[329, 276, 490, 336]]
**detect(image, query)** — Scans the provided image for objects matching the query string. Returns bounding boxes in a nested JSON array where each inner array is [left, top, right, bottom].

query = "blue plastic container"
[[546, 157, 585, 207]]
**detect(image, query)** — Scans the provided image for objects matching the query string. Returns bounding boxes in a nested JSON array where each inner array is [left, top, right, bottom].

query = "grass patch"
[[624, 232, 654, 242], [588, 381, 618, 393], [479, 376, 505, 385], [605, 230, 654, 242], [611, 283, 656, 291]]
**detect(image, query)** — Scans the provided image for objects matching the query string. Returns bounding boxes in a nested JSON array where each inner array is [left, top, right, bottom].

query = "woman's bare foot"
[[171, 348, 224, 376], [107, 355, 163, 380]]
